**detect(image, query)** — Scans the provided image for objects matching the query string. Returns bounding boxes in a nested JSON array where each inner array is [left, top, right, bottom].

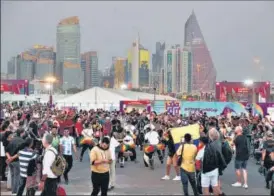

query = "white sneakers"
[[231, 182, 248, 189], [161, 175, 181, 181], [172, 176, 181, 181], [161, 175, 170, 180]]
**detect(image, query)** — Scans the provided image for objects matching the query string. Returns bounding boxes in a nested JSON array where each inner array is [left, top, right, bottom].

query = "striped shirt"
[[18, 148, 37, 178]]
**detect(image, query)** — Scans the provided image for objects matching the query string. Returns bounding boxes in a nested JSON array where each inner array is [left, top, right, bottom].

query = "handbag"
[[177, 143, 185, 166]]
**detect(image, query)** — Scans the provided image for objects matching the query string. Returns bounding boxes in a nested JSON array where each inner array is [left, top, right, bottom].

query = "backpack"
[[222, 140, 233, 165], [48, 149, 67, 177]]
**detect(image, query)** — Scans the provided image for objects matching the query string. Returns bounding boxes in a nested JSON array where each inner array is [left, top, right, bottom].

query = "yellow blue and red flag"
[[170, 124, 200, 150]]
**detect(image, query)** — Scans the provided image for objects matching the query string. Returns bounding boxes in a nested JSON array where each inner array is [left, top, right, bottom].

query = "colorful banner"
[[153, 101, 274, 117], [181, 101, 247, 116]]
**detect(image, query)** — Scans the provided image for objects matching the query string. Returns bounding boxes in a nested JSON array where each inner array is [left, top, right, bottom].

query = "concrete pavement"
[[1, 148, 270, 195]]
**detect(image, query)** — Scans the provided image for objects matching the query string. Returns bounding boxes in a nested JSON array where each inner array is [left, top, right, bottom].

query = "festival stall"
[[120, 100, 151, 113]]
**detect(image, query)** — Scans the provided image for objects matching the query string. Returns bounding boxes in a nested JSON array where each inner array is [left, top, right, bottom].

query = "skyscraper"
[[164, 47, 177, 93], [56, 16, 82, 90], [81, 51, 99, 90], [184, 10, 217, 93]]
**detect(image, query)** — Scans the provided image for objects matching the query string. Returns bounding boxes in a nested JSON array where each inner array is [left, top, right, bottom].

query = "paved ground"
[[1, 148, 270, 195]]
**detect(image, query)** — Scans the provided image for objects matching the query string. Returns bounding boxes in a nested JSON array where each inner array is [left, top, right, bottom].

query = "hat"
[[266, 130, 273, 137]]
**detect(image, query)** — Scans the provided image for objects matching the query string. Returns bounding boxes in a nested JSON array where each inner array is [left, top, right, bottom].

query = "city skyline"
[[2, 1, 274, 81]]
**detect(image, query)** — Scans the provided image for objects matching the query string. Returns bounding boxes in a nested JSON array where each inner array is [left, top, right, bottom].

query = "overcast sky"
[[1, 1, 274, 81]]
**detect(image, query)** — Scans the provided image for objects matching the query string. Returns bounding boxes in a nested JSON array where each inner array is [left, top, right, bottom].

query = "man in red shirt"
[[75, 118, 83, 147]]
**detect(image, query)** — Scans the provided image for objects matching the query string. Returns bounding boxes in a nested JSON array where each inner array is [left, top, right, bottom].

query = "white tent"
[[56, 87, 176, 110], [0, 94, 36, 103], [56, 87, 130, 110]]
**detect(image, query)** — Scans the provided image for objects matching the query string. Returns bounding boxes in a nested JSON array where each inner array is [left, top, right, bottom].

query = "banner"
[[181, 101, 247, 116]]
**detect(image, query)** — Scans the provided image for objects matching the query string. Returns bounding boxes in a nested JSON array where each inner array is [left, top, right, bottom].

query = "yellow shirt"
[[176, 143, 197, 172], [90, 146, 112, 173]]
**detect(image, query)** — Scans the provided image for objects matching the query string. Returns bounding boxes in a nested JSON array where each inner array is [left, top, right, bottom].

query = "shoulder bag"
[[177, 143, 185, 166]]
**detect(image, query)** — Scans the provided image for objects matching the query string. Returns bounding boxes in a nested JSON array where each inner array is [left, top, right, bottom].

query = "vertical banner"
[[165, 101, 181, 115]]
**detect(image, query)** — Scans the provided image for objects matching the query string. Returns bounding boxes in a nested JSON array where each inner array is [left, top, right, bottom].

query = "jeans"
[[80, 144, 93, 158], [109, 161, 116, 187], [180, 168, 199, 196], [40, 178, 57, 196], [63, 155, 73, 181], [0, 156, 7, 180], [10, 161, 20, 194], [91, 171, 109, 196], [17, 176, 27, 196]]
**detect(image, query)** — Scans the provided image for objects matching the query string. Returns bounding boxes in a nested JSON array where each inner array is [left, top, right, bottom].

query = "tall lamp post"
[[45, 76, 57, 107], [244, 79, 256, 104]]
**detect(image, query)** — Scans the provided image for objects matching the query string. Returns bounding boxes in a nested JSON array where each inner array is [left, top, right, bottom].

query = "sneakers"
[[172, 176, 181, 181], [231, 182, 242, 187], [161, 175, 170, 180], [243, 184, 248, 189]]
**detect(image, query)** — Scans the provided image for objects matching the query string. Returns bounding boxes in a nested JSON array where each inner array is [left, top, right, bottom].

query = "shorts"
[[235, 160, 248, 170], [201, 168, 219, 188]]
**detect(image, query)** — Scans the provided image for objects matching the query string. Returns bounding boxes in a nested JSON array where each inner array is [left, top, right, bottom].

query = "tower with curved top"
[[56, 16, 82, 90], [184, 10, 217, 93]]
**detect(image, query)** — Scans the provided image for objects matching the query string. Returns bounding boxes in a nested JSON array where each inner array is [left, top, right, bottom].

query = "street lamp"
[[45, 76, 57, 107], [244, 79, 255, 103]]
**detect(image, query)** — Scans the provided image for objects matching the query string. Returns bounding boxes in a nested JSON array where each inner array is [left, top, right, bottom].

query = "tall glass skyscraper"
[[184, 11, 217, 93], [56, 16, 83, 90]]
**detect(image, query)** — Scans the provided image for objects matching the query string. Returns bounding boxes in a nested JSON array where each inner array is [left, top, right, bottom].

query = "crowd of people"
[[0, 103, 274, 196]]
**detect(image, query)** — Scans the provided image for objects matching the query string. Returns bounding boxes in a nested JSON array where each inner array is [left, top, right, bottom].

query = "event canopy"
[[56, 87, 176, 110], [1, 94, 36, 103]]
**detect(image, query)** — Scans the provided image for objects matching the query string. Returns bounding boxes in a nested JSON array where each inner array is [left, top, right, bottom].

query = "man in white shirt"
[[59, 129, 78, 184], [144, 127, 163, 168], [108, 135, 120, 190], [39, 134, 58, 196]]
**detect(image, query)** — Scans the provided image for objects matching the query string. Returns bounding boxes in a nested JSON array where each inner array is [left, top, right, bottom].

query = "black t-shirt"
[[6, 136, 25, 162], [263, 139, 274, 164], [234, 135, 249, 161]]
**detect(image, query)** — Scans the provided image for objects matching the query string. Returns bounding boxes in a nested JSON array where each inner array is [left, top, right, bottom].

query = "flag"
[[170, 124, 200, 150]]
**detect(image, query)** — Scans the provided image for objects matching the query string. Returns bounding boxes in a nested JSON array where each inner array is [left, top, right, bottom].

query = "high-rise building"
[[16, 54, 35, 81], [181, 49, 192, 93], [7, 57, 16, 79], [151, 42, 165, 90], [163, 45, 192, 94], [113, 57, 127, 89], [152, 42, 165, 73], [127, 37, 150, 89], [184, 10, 217, 93], [81, 51, 99, 90], [56, 16, 82, 90], [164, 47, 177, 93]]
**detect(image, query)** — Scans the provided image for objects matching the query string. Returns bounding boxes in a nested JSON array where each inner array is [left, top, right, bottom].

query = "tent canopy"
[[56, 87, 176, 110]]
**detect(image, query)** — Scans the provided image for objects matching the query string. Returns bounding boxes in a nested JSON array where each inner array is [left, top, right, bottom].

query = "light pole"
[[45, 76, 57, 107], [244, 79, 256, 104]]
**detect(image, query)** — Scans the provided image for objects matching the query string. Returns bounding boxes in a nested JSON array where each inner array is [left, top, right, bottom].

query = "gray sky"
[[1, 1, 274, 81]]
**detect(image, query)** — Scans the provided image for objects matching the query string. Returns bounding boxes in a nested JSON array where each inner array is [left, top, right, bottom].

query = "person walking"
[[161, 130, 180, 181], [176, 133, 199, 196], [108, 134, 120, 190], [59, 128, 78, 184], [90, 137, 112, 196], [17, 138, 37, 196], [80, 122, 93, 162], [6, 128, 25, 194], [39, 134, 58, 196], [232, 126, 250, 189]]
